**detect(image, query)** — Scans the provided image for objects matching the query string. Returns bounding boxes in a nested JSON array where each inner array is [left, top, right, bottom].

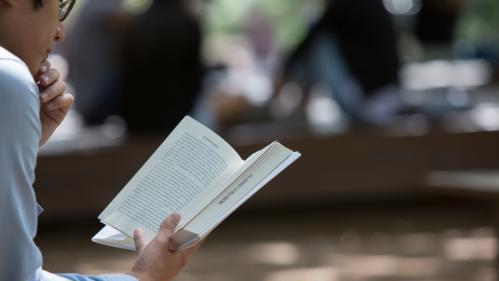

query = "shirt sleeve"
[[0, 54, 137, 281], [0, 55, 44, 281]]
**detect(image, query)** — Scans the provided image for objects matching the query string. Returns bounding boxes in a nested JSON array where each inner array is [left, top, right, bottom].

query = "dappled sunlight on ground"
[[38, 200, 498, 281]]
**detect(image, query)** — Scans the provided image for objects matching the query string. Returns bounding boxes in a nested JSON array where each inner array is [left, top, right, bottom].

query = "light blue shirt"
[[0, 47, 137, 281]]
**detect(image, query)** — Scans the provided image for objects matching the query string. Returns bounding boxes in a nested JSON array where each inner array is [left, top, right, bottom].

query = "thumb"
[[133, 228, 146, 253], [36, 60, 51, 80], [156, 213, 181, 244]]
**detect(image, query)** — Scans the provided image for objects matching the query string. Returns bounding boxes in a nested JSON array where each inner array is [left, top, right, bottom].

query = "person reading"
[[0, 0, 202, 280]]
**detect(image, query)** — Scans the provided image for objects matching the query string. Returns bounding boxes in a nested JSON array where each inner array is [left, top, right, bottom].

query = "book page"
[[173, 151, 302, 251], [92, 225, 135, 250], [176, 142, 294, 237], [99, 116, 244, 241], [177, 142, 272, 223]]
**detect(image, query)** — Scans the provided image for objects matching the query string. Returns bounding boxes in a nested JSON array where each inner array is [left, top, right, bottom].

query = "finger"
[[40, 80, 66, 103], [133, 228, 146, 253], [37, 60, 51, 77], [43, 95, 63, 112], [44, 93, 74, 112], [155, 213, 181, 244], [38, 68, 60, 87]]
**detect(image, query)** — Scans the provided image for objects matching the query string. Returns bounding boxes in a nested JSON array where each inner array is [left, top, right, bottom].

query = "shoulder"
[[0, 47, 40, 139], [0, 47, 40, 117], [0, 47, 39, 106]]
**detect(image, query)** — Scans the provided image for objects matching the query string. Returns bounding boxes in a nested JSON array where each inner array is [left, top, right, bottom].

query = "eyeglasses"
[[59, 0, 76, 22]]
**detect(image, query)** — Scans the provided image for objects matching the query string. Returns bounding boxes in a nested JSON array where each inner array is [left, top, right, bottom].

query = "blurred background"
[[36, 0, 499, 280]]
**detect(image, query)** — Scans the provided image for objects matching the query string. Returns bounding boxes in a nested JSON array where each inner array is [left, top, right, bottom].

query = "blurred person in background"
[[0, 0, 201, 280], [120, 0, 203, 134], [63, 0, 129, 125], [277, 0, 403, 126]]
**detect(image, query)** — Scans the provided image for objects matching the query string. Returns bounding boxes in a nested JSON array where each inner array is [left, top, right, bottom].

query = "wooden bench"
[[36, 129, 499, 222]]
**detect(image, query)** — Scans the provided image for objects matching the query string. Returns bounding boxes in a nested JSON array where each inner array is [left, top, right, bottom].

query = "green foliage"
[[203, 0, 325, 51], [456, 0, 499, 44]]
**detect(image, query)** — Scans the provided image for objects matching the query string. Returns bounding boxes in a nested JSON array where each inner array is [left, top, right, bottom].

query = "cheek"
[[28, 26, 57, 69], [39, 1, 60, 39], [37, 19, 60, 47]]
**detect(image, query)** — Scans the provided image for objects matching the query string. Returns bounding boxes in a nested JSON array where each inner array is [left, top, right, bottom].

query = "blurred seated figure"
[[120, 0, 203, 134], [279, 0, 403, 126], [64, 0, 129, 126]]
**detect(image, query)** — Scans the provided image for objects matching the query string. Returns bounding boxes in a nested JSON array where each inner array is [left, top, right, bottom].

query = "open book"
[[92, 116, 301, 251]]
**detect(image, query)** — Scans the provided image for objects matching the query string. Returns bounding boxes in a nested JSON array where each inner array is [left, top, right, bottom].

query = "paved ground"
[[37, 198, 498, 281]]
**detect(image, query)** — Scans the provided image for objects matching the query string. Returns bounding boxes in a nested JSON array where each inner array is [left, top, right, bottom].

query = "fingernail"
[[40, 64, 48, 73], [171, 213, 181, 224]]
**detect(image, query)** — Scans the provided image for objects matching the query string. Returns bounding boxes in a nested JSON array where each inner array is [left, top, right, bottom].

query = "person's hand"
[[36, 60, 74, 146], [128, 213, 202, 281]]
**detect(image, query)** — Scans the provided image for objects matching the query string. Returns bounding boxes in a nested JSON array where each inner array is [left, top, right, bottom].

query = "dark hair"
[[34, 0, 43, 9]]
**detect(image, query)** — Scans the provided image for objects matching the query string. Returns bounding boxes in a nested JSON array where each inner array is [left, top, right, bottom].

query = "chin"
[[27, 64, 39, 77], [25, 61, 43, 77], [30, 58, 45, 76]]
